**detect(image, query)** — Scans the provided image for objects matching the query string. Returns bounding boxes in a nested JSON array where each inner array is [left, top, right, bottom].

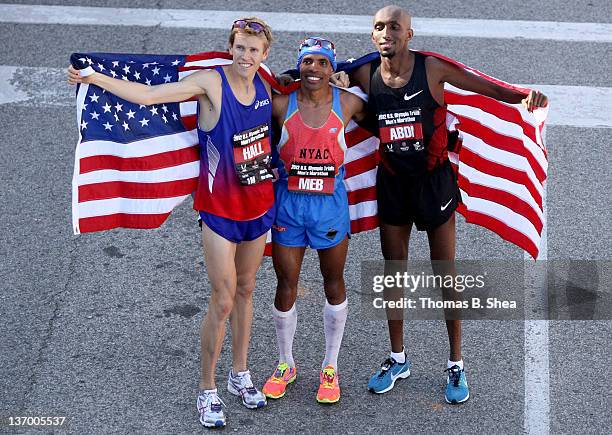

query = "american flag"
[[336, 52, 548, 259], [71, 51, 547, 259], [419, 51, 548, 260], [72, 52, 197, 233]]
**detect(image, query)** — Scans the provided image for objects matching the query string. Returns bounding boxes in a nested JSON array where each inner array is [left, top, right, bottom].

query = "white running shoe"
[[196, 388, 226, 428], [227, 369, 267, 409]]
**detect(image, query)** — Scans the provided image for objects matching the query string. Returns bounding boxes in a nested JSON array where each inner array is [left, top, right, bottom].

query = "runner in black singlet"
[[346, 5, 548, 404]]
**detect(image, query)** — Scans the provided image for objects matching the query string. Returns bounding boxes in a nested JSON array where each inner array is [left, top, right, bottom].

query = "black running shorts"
[[376, 160, 461, 231]]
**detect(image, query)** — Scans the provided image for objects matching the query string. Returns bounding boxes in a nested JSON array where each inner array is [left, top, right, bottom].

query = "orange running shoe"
[[316, 365, 340, 404], [262, 363, 297, 399]]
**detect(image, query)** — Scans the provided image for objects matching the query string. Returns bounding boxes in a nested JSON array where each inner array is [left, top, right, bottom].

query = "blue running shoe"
[[368, 355, 411, 393], [444, 365, 469, 404]]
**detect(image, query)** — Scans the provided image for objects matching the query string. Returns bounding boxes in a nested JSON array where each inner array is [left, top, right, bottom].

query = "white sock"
[[448, 359, 464, 370], [272, 304, 297, 367], [322, 299, 348, 370], [391, 347, 406, 364]]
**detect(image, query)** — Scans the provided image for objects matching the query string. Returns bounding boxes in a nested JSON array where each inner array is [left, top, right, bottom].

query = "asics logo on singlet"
[[403, 90, 423, 101], [254, 98, 270, 110]]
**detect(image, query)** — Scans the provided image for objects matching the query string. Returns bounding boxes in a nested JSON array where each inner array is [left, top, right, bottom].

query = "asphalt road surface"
[[0, 1, 610, 434]]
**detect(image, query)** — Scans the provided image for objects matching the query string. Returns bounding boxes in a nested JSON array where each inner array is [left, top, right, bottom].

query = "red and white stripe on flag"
[[71, 90, 200, 234], [421, 51, 548, 260], [343, 120, 379, 233]]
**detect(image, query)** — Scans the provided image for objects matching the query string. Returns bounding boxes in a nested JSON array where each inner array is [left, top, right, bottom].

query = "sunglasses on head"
[[299, 38, 335, 52], [232, 19, 266, 34]]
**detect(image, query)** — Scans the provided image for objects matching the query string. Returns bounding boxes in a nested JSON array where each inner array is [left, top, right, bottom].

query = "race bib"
[[378, 108, 424, 155], [288, 162, 335, 195], [233, 124, 274, 186]]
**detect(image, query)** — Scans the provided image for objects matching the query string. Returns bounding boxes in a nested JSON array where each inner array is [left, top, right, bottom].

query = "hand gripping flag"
[[71, 50, 547, 259]]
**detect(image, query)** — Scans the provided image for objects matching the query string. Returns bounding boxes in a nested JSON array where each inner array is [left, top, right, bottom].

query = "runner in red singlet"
[[260, 37, 365, 404]]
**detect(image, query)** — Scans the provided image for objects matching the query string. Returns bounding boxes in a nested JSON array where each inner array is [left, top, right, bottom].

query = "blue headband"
[[296, 37, 337, 72]]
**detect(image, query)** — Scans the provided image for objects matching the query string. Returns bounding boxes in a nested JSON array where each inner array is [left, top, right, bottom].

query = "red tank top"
[[276, 87, 346, 195]]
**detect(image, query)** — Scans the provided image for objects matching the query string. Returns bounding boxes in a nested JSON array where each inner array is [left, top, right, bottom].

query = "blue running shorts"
[[272, 180, 350, 250], [199, 203, 275, 244]]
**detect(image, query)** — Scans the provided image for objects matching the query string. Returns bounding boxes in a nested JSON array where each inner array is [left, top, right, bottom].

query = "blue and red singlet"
[[193, 66, 275, 242]]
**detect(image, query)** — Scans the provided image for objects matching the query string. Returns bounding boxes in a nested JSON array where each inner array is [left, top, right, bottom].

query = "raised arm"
[[428, 57, 548, 111], [67, 65, 217, 106]]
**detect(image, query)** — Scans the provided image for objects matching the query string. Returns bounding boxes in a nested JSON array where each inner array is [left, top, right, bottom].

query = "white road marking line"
[[2, 65, 610, 129], [0, 66, 28, 105], [524, 319, 550, 435], [524, 124, 549, 434], [1, 4, 611, 42]]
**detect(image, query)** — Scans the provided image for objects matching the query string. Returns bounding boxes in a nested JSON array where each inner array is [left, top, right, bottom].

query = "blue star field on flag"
[[71, 53, 189, 142]]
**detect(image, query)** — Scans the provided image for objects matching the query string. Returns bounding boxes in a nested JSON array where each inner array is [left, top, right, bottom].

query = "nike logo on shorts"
[[441, 198, 453, 211], [404, 90, 423, 101]]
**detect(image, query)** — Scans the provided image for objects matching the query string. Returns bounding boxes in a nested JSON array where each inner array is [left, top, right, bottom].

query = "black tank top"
[[367, 52, 448, 176]]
